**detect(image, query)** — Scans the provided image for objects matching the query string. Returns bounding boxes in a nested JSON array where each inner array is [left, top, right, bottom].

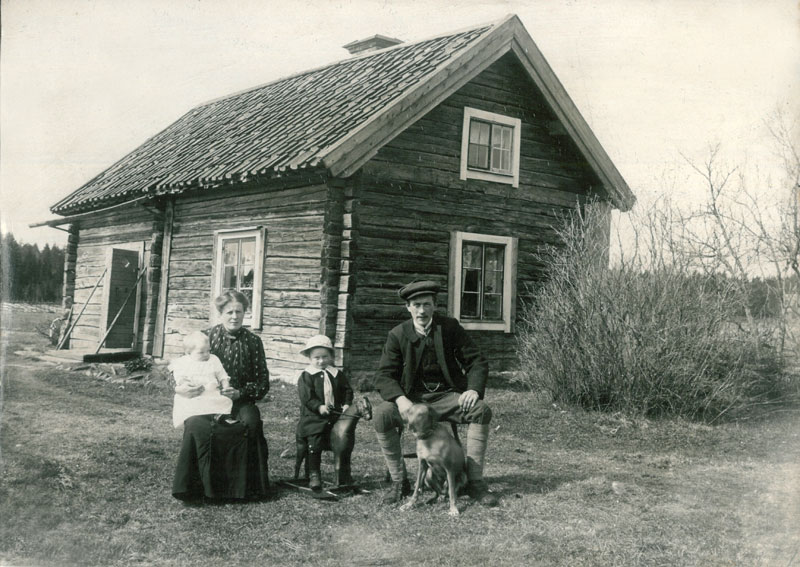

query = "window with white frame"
[[449, 231, 518, 332], [460, 107, 521, 187], [212, 227, 265, 328]]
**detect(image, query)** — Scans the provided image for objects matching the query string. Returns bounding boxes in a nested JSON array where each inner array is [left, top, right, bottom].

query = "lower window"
[[449, 231, 517, 332]]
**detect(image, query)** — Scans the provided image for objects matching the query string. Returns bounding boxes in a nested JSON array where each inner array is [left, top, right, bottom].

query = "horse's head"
[[355, 396, 373, 421]]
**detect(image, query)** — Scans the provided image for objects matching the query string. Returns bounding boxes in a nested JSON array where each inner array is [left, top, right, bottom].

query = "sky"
[[1, 0, 798, 248]]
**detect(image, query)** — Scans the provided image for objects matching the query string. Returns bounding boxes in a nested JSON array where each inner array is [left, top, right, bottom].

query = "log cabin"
[[41, 15, 635, 384]]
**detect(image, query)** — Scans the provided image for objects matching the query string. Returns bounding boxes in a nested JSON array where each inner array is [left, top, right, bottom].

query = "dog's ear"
[[425, 406, 439, 428]]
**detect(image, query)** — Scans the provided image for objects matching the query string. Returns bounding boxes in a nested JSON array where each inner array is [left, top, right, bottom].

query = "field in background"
[[1, 305, 798, 566]]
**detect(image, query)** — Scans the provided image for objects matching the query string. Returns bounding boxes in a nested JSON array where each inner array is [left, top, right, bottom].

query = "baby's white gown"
[[170, 354, 233, 428]]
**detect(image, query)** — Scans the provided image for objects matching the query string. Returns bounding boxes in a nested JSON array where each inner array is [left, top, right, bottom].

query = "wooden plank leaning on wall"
[[152, 199, 175, 358]]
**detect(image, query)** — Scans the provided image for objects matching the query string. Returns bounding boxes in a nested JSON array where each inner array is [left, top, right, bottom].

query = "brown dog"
[[400, 403, 467, 516]]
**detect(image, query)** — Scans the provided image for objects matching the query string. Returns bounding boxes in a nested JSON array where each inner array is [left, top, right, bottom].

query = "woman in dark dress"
[[172, 290, 270, 501]]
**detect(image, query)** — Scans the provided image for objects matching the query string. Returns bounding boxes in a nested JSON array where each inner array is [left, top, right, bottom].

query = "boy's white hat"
[[300, 334, 334, 357]]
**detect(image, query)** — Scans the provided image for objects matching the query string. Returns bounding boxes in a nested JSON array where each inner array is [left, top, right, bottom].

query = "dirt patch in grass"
[[1, 308, 799, 566]]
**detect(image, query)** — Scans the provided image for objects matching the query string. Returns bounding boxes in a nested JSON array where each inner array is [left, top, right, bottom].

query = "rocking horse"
[[293, 396, 373, 488]]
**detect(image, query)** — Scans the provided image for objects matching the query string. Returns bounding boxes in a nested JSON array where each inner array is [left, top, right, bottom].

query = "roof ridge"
[[196, 15, 511, 109]]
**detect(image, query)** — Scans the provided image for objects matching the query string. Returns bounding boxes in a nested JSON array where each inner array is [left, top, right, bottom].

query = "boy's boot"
[[308, 450, 322, 491]]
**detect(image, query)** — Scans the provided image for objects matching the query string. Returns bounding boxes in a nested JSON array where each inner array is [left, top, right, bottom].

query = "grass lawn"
[[1, 306, 798, 566]]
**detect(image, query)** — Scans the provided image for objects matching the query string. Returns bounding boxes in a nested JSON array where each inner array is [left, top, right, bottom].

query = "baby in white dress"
[[170, 331, 233, 428]]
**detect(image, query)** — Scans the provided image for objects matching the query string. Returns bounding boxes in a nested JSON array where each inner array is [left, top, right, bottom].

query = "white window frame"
[[211, 227, 266, 329], [460, 107, 521, 188], [448, 231, 518, 333]]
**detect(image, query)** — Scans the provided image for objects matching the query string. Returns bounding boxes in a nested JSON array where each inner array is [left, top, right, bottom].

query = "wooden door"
[[104, 248, 140, 348]]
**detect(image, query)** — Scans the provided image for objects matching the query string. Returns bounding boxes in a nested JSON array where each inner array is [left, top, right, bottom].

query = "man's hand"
[[395, 396, 413, 417], [458, 390, 480, 413], [319, 405, 330, 416]]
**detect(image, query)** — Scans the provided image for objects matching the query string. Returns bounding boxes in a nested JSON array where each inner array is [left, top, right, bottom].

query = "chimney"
[[342, 34, 403, 55]]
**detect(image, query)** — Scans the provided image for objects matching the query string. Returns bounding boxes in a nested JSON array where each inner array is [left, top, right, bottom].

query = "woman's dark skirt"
[[172, 415, 270, 501]]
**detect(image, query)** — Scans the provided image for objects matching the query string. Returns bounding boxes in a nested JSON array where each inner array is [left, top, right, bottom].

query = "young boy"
[[296, 335, 354, 490], [170, 331, 233, 428]]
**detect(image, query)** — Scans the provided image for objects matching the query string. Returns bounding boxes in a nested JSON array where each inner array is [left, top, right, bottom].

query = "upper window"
[[212, 227, 265, 328], [460, 107, 521, 187], [448, 231, 518, 332]]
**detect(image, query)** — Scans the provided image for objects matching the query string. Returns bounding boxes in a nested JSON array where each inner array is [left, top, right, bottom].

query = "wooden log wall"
[[140, 200, 169, 355], [62, 224, 79, 310], [162, 180, 329, 383], [69, 206, 156, 351], [347, 53, 604, 385], [333, 182, 358, 372], [318, 178, 348, 367]]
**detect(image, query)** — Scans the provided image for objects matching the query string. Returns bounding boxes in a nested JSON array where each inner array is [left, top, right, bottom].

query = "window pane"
[[482, 294, 502, 320], [240, 266, 254, 289], [484, 246, 504, 272], [462, 244, 482, 268], [461, 292, 479, 318], [468, 144, 489, 169], [483, 269, 503, 295], [462, 268, 481, 293], [491, 147, 511, 174], [468, 120, 491, 170], [222, 241, 238, 266], [487, 124, 513, 174], [239, 238, 256, 265], [222, 266, 237, 290], [501, 149, 511, 172], [491, 147, 502, 171], [493, 124, 512, 150], [470, 120, 490, 144], [483, 244, 504, 317]]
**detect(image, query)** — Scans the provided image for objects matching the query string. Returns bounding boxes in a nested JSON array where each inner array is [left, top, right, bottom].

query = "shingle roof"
[[51, 23, 493, 214], [51, 14, 635, 215]]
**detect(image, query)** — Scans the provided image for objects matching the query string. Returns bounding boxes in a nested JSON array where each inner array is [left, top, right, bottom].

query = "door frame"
[[99, 242, 145, 349]]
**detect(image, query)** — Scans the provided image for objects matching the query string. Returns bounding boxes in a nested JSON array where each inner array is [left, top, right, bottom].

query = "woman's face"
[[220, 301, 245, 332]]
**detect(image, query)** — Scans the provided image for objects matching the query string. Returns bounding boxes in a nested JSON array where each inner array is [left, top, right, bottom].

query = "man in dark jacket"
[[373, 280, 497, 506]]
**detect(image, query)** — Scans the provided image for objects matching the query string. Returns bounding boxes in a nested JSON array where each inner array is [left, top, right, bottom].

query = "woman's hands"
[[221, 387, 241, 401], [175, 384, 204, 398]]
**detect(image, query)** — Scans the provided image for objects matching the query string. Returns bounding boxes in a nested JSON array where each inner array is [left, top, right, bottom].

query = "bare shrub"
[[515, 206, 789, 422], [517, 112, 799, 421]]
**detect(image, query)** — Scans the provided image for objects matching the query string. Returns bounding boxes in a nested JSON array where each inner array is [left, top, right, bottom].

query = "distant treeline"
[[1, 233, 65, 303], [700, 272, 797, 318]]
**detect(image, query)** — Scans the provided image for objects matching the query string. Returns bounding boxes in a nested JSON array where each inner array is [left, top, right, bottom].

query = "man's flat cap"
[[398, 280, 439, 301]]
